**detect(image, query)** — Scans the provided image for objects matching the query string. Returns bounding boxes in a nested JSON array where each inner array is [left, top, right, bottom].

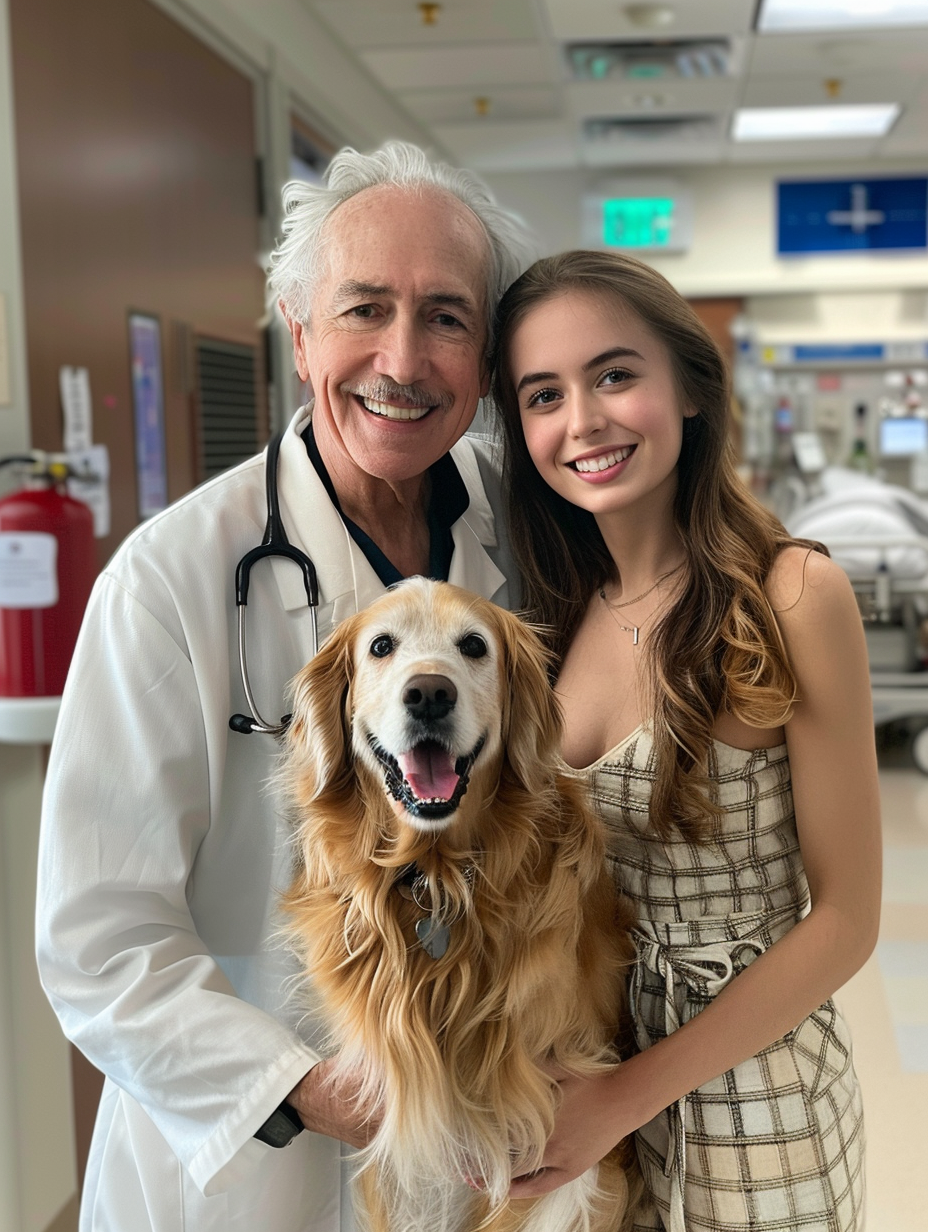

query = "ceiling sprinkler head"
[[824, 77, 843, 99], [474, 96, 491, 117], [418, 2, 441, 25], [623, 3, 676, 28]]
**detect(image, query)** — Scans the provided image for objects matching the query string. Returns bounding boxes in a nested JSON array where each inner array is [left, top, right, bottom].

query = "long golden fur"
[[281, 577, 639, 1232]]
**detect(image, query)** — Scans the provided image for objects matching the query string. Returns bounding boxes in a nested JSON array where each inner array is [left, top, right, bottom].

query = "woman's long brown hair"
[[491, 250, 825, 839]]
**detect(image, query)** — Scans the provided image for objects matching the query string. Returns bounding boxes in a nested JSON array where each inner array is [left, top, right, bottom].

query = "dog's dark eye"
[[458, 633, 487, 659], [370, 635, 395, 659]]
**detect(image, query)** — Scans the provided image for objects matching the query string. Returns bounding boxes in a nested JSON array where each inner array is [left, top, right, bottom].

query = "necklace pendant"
[[416, 915, 450, 960], [632, 626, 639, 646]]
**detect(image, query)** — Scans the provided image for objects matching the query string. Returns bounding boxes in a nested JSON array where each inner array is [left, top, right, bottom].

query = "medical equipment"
[[229, 432, 319, 736], [788, 472, 928, 772], [879, 416, 928, 458]]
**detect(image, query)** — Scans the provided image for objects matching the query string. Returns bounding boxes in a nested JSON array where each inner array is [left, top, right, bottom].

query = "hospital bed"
[[786, 468, 928, 773]]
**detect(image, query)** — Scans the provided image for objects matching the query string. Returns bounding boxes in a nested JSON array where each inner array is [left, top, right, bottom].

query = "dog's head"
[[285, 577, 559, 834]]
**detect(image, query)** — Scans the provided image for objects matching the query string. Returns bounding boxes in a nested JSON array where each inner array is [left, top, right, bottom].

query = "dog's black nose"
[[403, 674, 457, 722]]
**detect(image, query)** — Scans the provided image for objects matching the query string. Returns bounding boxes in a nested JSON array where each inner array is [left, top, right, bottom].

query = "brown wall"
[[9, 0, 269, 1185], [687, 297, 743, 366], [687, 296, 745, 458], [10, 0, 267, 563]]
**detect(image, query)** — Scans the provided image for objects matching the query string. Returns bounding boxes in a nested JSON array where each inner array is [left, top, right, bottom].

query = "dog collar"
[[393, 863, 475, 961]]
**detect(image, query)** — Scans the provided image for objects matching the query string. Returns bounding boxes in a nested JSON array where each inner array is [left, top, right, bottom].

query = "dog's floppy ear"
[[494, 609, 562, 791], [284, 612, 359, 799]]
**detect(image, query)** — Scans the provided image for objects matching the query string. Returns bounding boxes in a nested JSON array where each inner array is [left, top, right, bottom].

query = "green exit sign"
[[602, 198, 675, 248]]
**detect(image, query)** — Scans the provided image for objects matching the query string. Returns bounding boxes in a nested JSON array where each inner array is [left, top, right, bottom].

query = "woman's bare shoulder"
[[765, 543, 852, 618]]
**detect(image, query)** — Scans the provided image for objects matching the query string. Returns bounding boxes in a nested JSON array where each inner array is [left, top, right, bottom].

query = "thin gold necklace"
[[598, 563, 684, 646], [600, 562, 684, 611], [598, 593, 645, 645]]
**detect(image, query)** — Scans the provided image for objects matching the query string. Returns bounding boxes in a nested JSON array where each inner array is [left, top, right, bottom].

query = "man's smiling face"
[[287, 184, 490, 486]]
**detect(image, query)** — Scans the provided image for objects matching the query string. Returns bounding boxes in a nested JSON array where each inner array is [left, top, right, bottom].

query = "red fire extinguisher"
[[0, 453, 97, 697]]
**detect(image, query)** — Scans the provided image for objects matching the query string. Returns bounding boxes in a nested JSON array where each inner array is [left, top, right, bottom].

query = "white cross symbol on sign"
[[826, 183, 885, 235]]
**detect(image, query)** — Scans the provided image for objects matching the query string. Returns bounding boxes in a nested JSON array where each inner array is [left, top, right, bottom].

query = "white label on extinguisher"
[[0, 532, 59, 609]]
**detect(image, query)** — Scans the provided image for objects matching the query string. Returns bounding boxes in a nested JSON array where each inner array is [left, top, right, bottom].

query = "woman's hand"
[[509, 1068, 637, 1198], [287, 1057, 381, 1148]]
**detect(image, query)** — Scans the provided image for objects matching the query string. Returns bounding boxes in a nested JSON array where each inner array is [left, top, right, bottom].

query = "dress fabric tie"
[[629, 923, 767, 1232]]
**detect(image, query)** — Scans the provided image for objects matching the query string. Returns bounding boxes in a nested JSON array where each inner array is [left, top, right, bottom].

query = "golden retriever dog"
[[281, 577, 638, 1232]]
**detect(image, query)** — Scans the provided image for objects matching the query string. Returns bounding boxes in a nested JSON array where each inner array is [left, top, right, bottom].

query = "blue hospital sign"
[[777, 177, 928, 254]]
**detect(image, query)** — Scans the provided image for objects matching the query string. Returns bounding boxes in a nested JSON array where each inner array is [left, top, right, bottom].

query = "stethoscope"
[[229, 432, 319, 737]]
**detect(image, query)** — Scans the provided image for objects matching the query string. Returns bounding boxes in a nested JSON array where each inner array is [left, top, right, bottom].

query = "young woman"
[[491, 251, 880, 1232]]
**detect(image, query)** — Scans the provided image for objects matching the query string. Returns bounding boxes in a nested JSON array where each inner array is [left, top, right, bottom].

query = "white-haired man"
[[36, 142, 533, 1232]]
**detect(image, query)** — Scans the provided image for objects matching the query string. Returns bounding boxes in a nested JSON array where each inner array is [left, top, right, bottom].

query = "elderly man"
[[36, 142, 531, 1232]]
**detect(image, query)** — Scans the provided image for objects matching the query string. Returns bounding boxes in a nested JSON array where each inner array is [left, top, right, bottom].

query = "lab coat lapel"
[[268, 405, 364, 617], [268, 407, 506, 623], [448, 436, 507, 602]]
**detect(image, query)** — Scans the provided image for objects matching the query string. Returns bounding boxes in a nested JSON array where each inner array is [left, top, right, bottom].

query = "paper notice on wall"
[[68, 444, 111, 539], [0, 531, 58, 608], [59, 366, 93, 452]]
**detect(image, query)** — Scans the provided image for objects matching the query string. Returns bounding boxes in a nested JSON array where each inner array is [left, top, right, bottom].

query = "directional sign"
[[777, 177, 928, 254]]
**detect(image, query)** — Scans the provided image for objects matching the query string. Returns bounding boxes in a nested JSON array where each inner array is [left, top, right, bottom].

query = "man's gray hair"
[[267, 141, 535, 341]]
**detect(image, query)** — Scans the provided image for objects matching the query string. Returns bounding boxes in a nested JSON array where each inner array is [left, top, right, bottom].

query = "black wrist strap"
[[254, 1099, 305, 1148]]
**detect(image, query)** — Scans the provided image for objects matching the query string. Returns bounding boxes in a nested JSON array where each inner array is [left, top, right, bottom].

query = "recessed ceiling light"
[[758, 0, 928, 32], [733, 103, 900, 139]]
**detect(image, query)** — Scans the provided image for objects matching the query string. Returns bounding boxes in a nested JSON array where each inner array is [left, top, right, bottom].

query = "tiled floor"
[[836, 738, 928, 1230]]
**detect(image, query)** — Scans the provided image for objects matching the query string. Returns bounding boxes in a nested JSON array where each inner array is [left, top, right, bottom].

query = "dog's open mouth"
[[369, 734, 486, 820]]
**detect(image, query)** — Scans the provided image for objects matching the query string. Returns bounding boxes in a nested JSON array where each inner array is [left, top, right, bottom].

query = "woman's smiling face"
[[509, 289, 694, 526]]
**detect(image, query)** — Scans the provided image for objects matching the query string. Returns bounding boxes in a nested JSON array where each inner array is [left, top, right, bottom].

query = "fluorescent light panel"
[[759, 0, 928, 31], [733, 104, 900, 140]]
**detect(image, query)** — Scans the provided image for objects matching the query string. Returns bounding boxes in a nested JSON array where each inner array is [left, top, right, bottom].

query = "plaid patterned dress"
[[578, 725, 865, 1232]]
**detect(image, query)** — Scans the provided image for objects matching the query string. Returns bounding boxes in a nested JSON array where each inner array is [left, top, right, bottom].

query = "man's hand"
[[287, 1058, 380, 1149]]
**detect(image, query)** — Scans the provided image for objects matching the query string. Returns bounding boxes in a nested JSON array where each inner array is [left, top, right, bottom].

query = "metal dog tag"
[[416, 916, 450, 960]]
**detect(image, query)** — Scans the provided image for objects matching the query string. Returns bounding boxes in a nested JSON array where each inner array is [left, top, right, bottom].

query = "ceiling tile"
[[432, 119, 579, 170], [741, 73, 924, 107], [748, 29, 928, 75], [581, 133, 728, 168], [309, 0, 541, 48], [878, 88, 928, 154], [359, 43, 556, 90], [726, 135, 881, 161], [565, 76, 741, 119], [398, 87, 562, 125], [541, 0, 757, 42]]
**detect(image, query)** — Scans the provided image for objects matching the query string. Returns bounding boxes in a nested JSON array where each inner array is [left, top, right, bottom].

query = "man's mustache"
[[343, 380, 454, 411]]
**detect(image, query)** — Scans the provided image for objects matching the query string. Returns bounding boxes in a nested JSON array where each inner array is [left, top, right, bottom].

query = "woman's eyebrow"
[[516, 346, 645, 395], [583, 347, 644, 370], [516, 370, 557, 394]]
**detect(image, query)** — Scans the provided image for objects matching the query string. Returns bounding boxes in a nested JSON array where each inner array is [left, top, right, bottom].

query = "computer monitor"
[[879, 416, 928, 457]]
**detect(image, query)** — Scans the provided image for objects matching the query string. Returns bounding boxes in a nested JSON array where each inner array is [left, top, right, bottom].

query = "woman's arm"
[[511, 547, 882, 1196]]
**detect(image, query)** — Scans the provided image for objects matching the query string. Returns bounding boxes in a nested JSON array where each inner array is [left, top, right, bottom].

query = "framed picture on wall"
[[128, 312, 168, 519]]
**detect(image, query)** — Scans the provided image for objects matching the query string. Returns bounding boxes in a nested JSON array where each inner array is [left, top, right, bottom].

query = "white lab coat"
[[36, 405, 515, 1232]]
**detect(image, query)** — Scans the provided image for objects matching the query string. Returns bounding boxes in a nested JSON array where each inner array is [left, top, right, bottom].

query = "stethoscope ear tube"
[[229, 430, 320, 737]]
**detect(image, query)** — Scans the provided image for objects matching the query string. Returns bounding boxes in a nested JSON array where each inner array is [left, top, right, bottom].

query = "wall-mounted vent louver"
[[584, 115, 720, 142], [195, 338, 260, 480], [568, 40, 732, 82]]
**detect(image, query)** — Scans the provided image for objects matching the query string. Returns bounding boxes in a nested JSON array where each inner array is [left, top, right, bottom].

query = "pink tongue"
[[397, 744, 460, 801]]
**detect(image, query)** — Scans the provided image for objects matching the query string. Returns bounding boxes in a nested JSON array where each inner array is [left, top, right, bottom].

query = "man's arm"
[[36, 574, 323, 1194]]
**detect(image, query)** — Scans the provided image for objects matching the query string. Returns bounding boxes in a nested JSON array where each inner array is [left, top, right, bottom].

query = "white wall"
[[745, 288, 928, 345], [484, 160, 928, 301]]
